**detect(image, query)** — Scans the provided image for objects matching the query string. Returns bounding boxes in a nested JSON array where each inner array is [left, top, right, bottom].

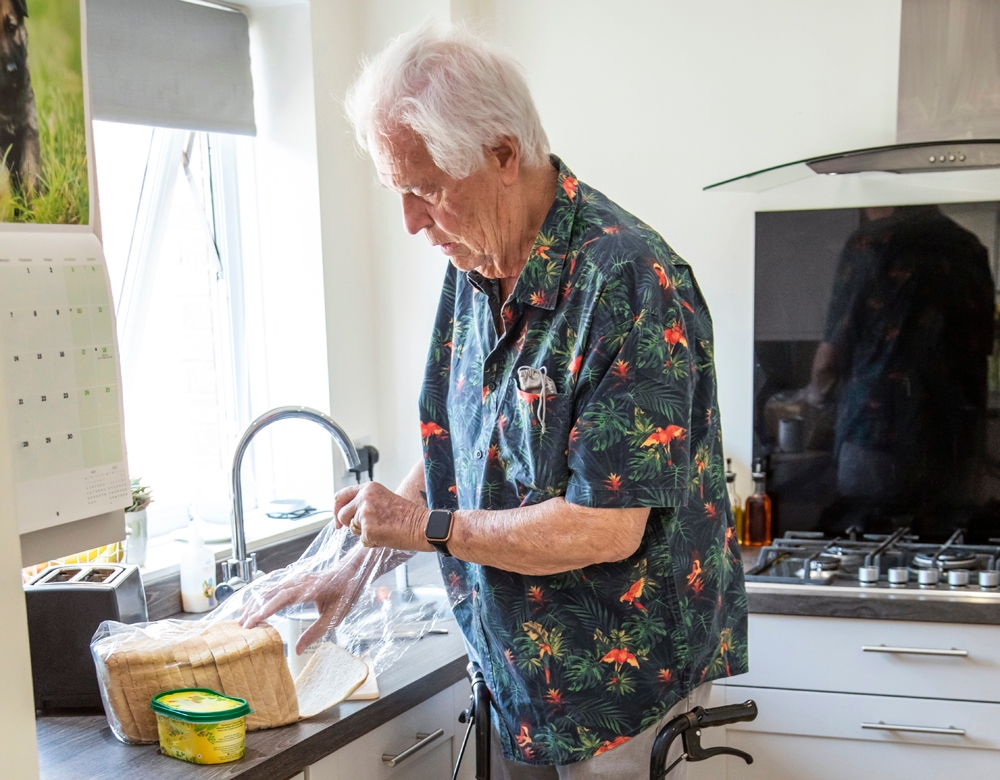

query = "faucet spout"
[[224, 406, 361, 592]]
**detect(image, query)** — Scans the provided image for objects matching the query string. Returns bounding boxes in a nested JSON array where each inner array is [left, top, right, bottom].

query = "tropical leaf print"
[[419, 156, 747, 766]]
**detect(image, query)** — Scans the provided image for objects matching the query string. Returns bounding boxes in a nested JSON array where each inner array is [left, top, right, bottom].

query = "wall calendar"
[[0, 232, 130, 535]]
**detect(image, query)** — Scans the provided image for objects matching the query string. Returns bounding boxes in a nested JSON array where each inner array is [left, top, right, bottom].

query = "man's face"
[[374, 127, 509, 276]]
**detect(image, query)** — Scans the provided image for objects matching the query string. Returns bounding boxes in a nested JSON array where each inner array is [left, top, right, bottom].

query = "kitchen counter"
[[36, 619, 469, 780], [746, 580, 1000, 624], [36, 542, 999, 780]]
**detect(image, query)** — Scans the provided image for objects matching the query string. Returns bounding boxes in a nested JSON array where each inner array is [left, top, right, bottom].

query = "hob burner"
[[809, 555, 844, 572], [912, 552, 980, 571]]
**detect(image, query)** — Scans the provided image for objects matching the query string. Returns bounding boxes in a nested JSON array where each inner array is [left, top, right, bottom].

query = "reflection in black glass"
[[755, 204, 1000, 541]]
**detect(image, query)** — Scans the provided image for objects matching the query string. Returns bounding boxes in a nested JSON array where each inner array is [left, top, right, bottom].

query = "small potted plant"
[[125, 478, 153, 566]]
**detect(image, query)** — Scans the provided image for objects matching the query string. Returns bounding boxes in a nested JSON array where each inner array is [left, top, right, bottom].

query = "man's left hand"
[[334, 482, 431, 552]]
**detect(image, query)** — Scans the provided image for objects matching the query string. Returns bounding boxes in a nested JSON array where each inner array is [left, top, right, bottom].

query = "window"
[[21, 118, 335, 578], [94, 122, 242, 536]]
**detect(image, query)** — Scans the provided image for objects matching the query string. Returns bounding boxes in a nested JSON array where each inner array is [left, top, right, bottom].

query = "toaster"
[[24, 563, 147, 711]]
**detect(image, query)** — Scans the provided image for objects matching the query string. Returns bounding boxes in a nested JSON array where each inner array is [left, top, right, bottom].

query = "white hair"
[[345, 24, 550, 179]]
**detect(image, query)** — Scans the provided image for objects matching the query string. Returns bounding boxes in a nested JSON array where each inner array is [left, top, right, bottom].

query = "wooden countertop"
[[36, 620, 469, 780]]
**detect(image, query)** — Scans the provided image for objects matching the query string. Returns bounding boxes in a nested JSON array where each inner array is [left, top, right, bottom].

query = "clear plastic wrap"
[[91, 522, 446, 745]]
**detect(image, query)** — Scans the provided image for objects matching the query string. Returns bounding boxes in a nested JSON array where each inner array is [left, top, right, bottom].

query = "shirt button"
[[488, 382, 496, 392], [476, 450, 484, 459]]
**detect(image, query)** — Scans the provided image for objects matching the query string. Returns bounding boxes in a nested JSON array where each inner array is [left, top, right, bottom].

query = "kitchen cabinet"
[[718, 685, 1000, 778], [701, 614, 1000, 778], [307, 680, 474, 780], [738, 613, 1000, 701]]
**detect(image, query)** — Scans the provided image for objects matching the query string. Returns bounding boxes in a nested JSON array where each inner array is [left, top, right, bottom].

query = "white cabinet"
[[717, 685, 1000, 778], [308, 680, 474, 780], [739, 614, 1000, 701], [704, 614, 1000, 779]]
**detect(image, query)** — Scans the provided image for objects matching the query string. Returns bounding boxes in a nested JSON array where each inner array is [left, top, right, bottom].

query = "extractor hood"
[[706, 0, 1000, 192]]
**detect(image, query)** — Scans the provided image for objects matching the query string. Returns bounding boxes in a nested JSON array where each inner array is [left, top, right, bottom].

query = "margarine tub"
[[151, 689, 251, 764]]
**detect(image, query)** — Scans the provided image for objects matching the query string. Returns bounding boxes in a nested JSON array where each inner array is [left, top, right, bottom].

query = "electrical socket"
[[340, 436, 379, 483]]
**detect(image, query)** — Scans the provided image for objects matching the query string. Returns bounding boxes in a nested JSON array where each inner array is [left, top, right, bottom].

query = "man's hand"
[[334, 481, 432, 552], [240, 569, 360, 655], [239, 465, 430, 653]]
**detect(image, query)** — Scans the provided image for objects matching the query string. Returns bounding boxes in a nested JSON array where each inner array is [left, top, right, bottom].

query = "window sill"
[[139, 509, 334, 584]]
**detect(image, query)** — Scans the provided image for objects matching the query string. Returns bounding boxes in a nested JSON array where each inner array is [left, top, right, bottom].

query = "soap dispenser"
[[181, 521, 218, 613]]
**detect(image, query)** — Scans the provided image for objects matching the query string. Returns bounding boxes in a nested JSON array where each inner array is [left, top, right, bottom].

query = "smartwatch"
[[425, 509, 454, 557]]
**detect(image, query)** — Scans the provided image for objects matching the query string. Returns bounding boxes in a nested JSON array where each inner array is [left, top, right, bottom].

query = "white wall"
[[307, 0, 451, 490], [492, 0, 904, 495], [308, 0, 383, 483], [364, 0, 453, 489], [337, 0, 1000, 496], [245, 2, 340, 507], [306, 0, 1000, 495]]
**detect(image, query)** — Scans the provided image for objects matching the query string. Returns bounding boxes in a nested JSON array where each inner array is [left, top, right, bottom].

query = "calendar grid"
[[0, 233, 131, 534]]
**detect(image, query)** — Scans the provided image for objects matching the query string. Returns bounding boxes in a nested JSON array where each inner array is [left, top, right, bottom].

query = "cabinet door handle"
[[862, 644, 968, 657], [382, 729, 445, 767], [862, 721, 966, 736]]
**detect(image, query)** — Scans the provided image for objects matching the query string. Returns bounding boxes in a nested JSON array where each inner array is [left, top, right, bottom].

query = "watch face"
[[426, 510, 452, 541]]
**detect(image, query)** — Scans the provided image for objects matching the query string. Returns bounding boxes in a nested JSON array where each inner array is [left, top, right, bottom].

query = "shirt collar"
[[466, 155, 580, 311]]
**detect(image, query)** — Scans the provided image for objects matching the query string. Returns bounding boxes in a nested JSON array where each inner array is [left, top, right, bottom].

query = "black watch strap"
[[425, 509, 454, 557]]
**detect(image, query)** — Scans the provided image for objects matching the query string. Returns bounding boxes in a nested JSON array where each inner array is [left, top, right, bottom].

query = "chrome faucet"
[[216, 406, 361, 601]]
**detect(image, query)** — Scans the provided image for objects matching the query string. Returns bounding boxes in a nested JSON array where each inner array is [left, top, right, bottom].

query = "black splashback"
[[754, 202, 1000, 542]]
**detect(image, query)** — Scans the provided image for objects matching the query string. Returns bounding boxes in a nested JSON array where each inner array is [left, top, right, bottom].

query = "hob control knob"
[[947, 569, 970, 587], [858, 566, 880, 585], [887, 567, 909, 587], [979, 570, 1000, 589], [917, 568, 940, 587]]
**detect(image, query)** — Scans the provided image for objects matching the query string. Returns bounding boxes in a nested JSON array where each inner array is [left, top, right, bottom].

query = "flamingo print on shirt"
[[420, 156, 748, 766]]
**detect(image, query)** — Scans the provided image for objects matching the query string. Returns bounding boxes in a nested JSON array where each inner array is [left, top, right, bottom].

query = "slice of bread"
[[294, 643, 369, 719], [346, 661, 379, 700]]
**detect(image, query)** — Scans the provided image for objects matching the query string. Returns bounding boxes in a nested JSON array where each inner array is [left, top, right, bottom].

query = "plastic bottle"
[[744, 459, 773, 547], [726, 458, 744, 546], [181, 521, 218, 613]]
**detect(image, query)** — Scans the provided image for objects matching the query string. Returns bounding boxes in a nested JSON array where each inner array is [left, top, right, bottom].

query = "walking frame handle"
[[650, 700, 758, 779]]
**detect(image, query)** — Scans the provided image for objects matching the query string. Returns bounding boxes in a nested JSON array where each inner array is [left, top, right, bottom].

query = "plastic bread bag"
[[91, 521, 448, 745]]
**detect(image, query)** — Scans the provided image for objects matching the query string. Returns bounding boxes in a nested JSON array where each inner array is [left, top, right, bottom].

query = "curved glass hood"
[[705, 140, 1000, 193]]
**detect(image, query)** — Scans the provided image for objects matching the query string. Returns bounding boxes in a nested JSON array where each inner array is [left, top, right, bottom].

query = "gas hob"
[[746, 529, 1000, 599]]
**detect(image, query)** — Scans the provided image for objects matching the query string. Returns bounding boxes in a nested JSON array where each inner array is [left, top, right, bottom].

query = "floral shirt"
[[419, 157, 748, 765]]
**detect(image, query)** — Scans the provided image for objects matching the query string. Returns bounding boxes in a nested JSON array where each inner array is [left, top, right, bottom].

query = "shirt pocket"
[[501, 388, 573, 503]]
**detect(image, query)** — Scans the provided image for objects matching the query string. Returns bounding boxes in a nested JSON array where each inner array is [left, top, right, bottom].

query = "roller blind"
[[86, 0, 256, 135]]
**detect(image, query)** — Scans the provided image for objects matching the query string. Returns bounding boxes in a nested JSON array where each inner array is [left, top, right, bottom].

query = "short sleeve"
[[565, 269, 695, 509]]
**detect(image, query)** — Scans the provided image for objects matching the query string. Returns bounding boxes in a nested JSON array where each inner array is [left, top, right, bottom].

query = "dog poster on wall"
[[0, 0, 89, 225]]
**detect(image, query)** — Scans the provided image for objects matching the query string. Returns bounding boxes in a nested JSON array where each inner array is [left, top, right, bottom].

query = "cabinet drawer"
[[721, 684, 1000, 752], [730, 614, 1000, 701], [309, 686, 457, 780]]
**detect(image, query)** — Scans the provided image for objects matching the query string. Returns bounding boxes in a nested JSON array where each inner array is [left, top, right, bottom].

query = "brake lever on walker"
[[681, 719, 753, 764], [651, 701, 757, 779]]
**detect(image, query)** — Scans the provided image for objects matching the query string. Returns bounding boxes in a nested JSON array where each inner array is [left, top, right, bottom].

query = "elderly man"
[[245, 25, 747, 779]]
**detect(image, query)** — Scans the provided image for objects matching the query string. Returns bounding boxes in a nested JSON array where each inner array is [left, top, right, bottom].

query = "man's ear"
[[12, 0, 28, 19], [491, 137, 521, 185]]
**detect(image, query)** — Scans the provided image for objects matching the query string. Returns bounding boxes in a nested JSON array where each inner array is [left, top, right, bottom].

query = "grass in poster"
[[0, 0, 89, 224]]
